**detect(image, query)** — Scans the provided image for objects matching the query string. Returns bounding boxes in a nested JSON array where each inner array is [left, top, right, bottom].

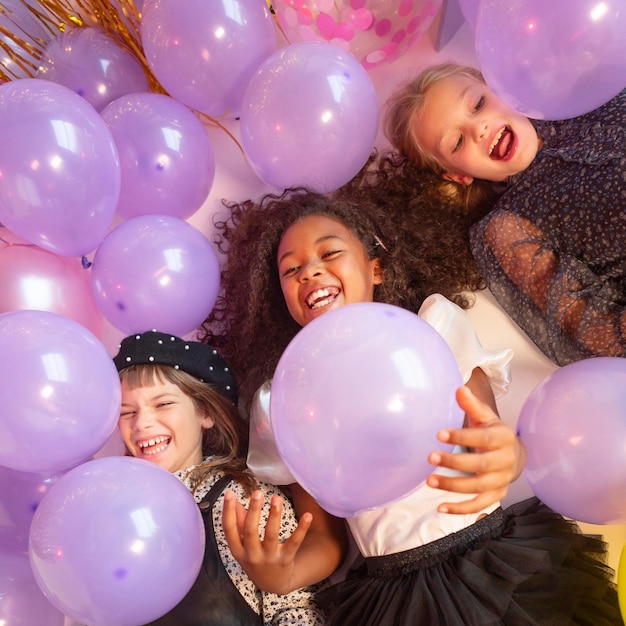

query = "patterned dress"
[[471, 89, 626, 365]]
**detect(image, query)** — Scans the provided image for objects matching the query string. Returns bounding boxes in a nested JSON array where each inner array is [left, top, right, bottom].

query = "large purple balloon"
[[0, 466, 61, 552], [271, 302, 463, 518], [0, 79, 120, 256], [36, 27, 150, 112], [240, 41, 379, 193], [90, 215, 221, 336], [29, 457, 205, 626], [141, 0, 276, 118], [100, 92, 216, 220], [0, 227, 103, 337], [475, 0, 626, 119], [0, 548, 65, 626], [0, 310, 121, 473], [518, 357, 626, 524]]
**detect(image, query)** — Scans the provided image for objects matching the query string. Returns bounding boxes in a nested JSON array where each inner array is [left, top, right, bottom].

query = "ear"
[[372, 258, 383, 285], [200, 414, 215, 430], [442, 170, 474, 186]]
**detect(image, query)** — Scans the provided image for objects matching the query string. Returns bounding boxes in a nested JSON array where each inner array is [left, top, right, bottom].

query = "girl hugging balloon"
[[199, 188, 621, 625], [384, 62, 626, 366], [113, 331, 337, 625]]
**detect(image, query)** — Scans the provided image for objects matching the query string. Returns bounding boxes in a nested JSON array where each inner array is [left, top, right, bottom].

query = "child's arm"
[[222, 484, 347, 595], [426, 368, 526, 515]]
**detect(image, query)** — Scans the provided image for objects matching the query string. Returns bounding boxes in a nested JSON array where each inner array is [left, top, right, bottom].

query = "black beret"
[[113, 331, 237, 406]]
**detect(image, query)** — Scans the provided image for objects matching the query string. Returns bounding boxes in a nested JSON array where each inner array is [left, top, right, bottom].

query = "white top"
[[247, 294, 513, 556]]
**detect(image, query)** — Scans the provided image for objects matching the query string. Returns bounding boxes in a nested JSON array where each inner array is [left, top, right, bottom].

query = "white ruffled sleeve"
[[246, 380, 297, 485], [418, 293, 513, 397]]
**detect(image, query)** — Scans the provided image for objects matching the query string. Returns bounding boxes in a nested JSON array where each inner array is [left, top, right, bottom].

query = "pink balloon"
[[0, 228, 103, 337], [141, 0, 276, 118], [518, 357, 626, 525], [475, 0, 626, 119], [100, 92, 216, 220], [273, 0, 443, 70], [240, 41, 379, 193], [36, 27, 150, 112], [0, 79, 120, 256], [90, 215, 221, 336], [271, 302, 463, 518], [0, 310, 121, 474], [0, 548, 65, 626], [0, 465, 61, 552], [29, 457, 205, 626]]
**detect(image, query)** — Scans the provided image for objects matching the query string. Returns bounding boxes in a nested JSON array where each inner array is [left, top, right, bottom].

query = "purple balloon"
[[141, 0, 276, 118], [29, 457, 205, 626], [0, 310, 121, 473], [518, 357, 626, 525], [271, 302, 463, 518], [475, 0, 626, 119], [0, 0, 51, 80], [0, 466, 61, 552], [90, 215, 221, 336], [100, 92, 216, 220], [240, 41, 379, 193], [0, 79, 120, 256], [36, 27, 150, 112], [0, 548, 65, 626]]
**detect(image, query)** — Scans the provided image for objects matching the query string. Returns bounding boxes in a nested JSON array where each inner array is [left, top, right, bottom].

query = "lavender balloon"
[[0, 466, 61, 552], [0, 79, 120, 256], [90, 215, 221, 336], [271, 302, 463, 518], [100, 92, 216, 220], [29, 457, 205, 626], [36, 27, 150, 112], [141, 0, 276, 118], [0, 310, 121, 473], [240, 41, 379, 193], [518, 357, 626, 524], [475, 0, 626, 119], [0, 548, 65, 626]]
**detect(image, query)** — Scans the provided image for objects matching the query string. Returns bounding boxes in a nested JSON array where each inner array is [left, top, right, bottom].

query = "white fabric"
[[246, 294, 514, 555]]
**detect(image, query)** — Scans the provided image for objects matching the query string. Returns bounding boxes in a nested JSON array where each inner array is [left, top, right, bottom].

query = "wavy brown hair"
[[119, 364, 256, 495], [199, 152, 489, 409]]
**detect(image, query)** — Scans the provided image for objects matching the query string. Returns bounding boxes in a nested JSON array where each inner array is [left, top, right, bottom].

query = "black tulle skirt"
[[316, 497, 622, 625]]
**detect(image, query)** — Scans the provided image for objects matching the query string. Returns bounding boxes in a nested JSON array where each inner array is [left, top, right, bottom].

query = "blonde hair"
[[384, 62, 485, 174]]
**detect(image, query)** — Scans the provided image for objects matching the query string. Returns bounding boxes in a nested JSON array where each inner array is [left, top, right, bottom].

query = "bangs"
[[118, 364, 177, 389]]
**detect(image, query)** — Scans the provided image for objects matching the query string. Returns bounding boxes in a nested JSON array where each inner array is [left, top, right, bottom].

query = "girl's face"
[[414, 73, 540, 184], [119, 378, 214, 473], [277, 214, 383, 327]]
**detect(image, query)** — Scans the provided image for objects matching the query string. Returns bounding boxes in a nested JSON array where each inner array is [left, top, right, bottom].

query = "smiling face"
[[414, 73, 540, 184], [119, 377, 214, 473], [277, 214, 383, 327]]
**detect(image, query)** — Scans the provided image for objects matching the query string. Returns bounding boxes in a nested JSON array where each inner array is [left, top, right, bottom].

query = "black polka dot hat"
[[113, 330, 237, 406]]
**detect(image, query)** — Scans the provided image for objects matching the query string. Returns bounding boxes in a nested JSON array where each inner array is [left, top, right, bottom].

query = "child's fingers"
[[456, 385, 498, 427], [278, 512, 313, 562], [435, 490, 507, 515], [222, 490, 245, 554], [261, 495, 284, 548]]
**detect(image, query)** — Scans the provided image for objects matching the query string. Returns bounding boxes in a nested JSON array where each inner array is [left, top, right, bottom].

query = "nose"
[[472, 120, 488, 142], [299, 260, 324, 282], [133, 407, 155, 430]]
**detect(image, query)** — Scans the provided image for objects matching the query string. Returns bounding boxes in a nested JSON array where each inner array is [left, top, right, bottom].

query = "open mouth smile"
[[305, 287, 339, 310], [137, 435, 171, 456], [489, 126, 514, 160]]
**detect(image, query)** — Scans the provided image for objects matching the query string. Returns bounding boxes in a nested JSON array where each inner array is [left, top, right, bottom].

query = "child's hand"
[[426, 385, 526, 515], [222, 489, 313, 595]]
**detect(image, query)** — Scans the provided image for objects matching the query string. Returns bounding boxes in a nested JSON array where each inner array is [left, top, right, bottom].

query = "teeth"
[[305, 287, 337, 309], [489, 127, 506, 155], [138, 436, 169, 449], [142, 443, 168, 456]]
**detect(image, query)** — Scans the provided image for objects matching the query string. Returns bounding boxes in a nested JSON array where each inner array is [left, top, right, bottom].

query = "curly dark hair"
[[199, 151, 491, 409]]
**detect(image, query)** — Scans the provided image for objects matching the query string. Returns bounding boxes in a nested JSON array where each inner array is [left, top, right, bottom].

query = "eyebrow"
[[277, 233, 344, 266], [120, 392, 178, 407]]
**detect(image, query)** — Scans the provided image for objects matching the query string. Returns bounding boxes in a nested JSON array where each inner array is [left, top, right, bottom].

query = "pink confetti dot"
[[297, 6, 315, 25], [350, 0, 367, 9], [399, 0, 414, 17], [335, 21, 355, 41], [317, 12, 337, 39], [351, 8, 373, 31], [375, 18, 392, 37]]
